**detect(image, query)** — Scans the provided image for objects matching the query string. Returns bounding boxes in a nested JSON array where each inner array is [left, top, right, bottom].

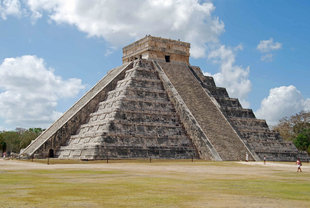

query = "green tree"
[[293, 128, 310, 153], [273, 111, 310, 141], [0, 128, 44, 154], [19, 129, 43, 149], [1, 131, 20, 153], [0, 134, 6, 153]]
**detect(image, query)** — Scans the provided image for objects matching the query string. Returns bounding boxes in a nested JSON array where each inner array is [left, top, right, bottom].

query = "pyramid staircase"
[[155, 61, 256, 161], [57, 60, 197, 159]]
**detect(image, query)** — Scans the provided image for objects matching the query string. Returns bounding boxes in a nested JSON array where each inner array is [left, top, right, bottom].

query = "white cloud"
[[24, 0, 224, 58], [0, 0, 21, 19], [257, 38, 282, 53], [0, 55, 85, 128], [257, 38, 282, 62], [206, 45, 251, 108], [260, 53, 273, 62], [255, 85, 310, 126]]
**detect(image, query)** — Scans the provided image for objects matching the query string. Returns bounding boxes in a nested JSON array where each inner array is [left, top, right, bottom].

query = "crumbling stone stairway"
[[190, 66, 309, 161], [57, 60, 197, 159], [157, 61, 254, 161]]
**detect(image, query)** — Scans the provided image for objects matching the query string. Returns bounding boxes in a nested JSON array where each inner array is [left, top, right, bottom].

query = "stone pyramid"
[[20, 36, 309, 161], [58, 60, 197, 159]]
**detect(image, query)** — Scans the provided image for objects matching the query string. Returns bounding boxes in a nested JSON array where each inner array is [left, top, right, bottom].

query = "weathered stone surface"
[[20, 62, 132, 158], [156, 61, 257, 161], [189, 65, 309, 161], [57, 59, 197, 159], [153, 61, 220, 160], [123, 35, 190, 64]]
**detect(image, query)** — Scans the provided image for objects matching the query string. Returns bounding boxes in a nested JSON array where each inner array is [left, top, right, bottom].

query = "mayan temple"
[[20, 36, 309, 161]]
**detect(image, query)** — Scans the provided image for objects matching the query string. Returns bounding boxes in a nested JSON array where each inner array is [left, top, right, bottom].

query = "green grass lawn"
[[0, 160, 309, 208]]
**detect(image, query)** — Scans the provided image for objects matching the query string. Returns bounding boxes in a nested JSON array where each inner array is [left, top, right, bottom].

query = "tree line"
[[0, 128, 44, 156], [273, 111, 310, 154]]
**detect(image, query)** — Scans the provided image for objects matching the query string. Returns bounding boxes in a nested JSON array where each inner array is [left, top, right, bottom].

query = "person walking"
[[296, 158, 302, 172]]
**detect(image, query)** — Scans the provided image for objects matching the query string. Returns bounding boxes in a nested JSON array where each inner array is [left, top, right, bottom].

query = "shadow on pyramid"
[[20, 36, 309, 161]]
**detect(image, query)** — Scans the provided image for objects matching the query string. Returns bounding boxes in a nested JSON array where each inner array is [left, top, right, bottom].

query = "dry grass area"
[[0, 159, 309, 208]]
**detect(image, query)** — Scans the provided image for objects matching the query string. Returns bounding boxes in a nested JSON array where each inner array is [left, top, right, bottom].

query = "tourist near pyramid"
[[20, 36, 309, 161]]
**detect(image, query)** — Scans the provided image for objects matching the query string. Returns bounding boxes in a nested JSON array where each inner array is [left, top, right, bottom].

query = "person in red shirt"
[[296, 158, 302, 172]]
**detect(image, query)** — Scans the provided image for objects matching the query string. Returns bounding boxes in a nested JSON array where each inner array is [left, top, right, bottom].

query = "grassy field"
[[0, 159, 309, 208]]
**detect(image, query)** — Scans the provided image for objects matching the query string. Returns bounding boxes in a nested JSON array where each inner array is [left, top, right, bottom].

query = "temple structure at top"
[[122, 35, 190, 64]]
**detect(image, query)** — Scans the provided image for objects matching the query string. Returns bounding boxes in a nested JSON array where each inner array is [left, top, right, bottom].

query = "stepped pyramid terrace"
[[20, 36, 309, 161]]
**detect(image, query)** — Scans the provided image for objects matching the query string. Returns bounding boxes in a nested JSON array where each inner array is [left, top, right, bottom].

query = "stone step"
[[121, 73, 160, 84], [78, 117, 184, 134], [108, 81, 167, 100], [222, 107, 255, 118], [58, 145, 197, 160], [241, 131, 279, 140], [111, 119, 183, 128], [249, 140, 297, 148], [202, 76, 216, 87], [129, 78, 163, 90], [105, 88, 126, 100], [117, 77, 163, 90], [255, 152, 299, 162], [97, 98, 176, 114], [98, 96, 124, 108], [96, 102, 175, 115], [125, 67, 159, 79], [79, 120, 111, 129], [70, 129, 189, 140], [115, 78, 131, 88], [82, 112, 181, 130], [255, 149, 298, 154], [230, 117, 268, 128], [111, 122, 185, 137], [237, 128, 273, 134], [204, 86, 229, 98], [91, 108, 175, 118], [87, 112, 116, 123], [215, 97, 242, 108], [114, 111, 179, 124], [62, 136, 194, 150], [99, 96, 172, 107], [105, 86, 169, 101], [119, 98, 174, 110], [71, 123, 186, 139], [246, 137, 288, 144]]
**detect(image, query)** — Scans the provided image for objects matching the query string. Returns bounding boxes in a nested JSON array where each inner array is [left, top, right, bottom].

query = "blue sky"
[[0, 0, 309, 130]]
